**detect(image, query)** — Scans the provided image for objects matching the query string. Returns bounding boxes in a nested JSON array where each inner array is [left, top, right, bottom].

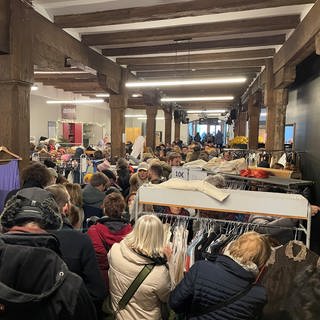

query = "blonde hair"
[[125, 215, 164, 257], [45, 184, 70, 212], [227, 231, 271, 269], [64, 183, 83, 207]]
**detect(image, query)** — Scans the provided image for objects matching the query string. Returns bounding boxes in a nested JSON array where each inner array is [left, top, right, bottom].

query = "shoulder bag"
[[102, 264, 155, 320]]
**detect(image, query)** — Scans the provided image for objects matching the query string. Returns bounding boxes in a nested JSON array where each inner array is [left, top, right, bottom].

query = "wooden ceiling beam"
[[34, 73, 97, 81], [136, 68, 260, 79], [129, 59, 266, 72], [117, 49, 275, 66], [102, 35, 285, 57], [82, 15, 300, 46], [55, 0, 314, 28], [42, 81, 104, 92], [29, 9, 122, 93], [273, 0, 320, 73]]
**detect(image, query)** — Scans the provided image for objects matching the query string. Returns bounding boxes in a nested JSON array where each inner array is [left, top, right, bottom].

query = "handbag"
[[102, 264, 155, 320]]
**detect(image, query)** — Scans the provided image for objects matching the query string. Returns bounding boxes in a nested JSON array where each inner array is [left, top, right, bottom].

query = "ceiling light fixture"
[[46, 99, 104, 104], [187, 109, 227, 114], [137, 117, 165, 120], [95, 93, 110, 98], [31, 85, 39, 91], [131, 93, 143, 98], [126, 77, 246, 88], [162, 96, 233, 102], [35, 71, 88, 75]]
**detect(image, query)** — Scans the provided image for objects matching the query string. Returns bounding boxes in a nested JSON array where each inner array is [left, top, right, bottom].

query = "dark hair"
[[94, 150, 103, 160], [68, 204, 82, 228], [167, 152, 181, 162], [149, 163, 163, 177], [90, 172, 109, 187], [21, 163, 52, 187], [103, 192, 125, 218]]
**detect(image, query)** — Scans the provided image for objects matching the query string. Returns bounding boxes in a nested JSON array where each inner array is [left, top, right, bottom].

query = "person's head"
[[68, 204, 84, 230], [101, 169, 117, 183], [64, 183, 83, 208], [181, 146, 188, 155], [169, 206, 182, 215], [45, 184, 70, 216], [127, 192, 136, 209], [223, 151, 232, 161], [124, 215, 164, 257], [224, 231, 271, 271], [148, 163, 163, 180], [0, 187, 62, 232], [56, 174, 68, 184], [103, 192, 126, 218], [90, 172, 110, 191], [137, 162, 149, 180], [168, 152, 182, 167], [47, 168, 58, 186], [93, 150, 103, 160], [21, 162, 52, 188], [204, 174, 226, 188], [83, 173, 93, 184], [116, 158, 128, 170]]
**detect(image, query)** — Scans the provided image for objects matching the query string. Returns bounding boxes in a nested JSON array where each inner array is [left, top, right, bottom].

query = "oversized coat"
[[108, 241, 171, 320]]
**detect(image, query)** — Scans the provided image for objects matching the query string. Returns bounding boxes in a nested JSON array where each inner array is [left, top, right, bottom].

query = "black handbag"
[[102, 264, 155, 320]]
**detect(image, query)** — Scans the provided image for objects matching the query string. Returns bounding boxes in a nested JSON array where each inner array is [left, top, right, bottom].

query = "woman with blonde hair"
[[107, 214, 171, 319], [169, 231, 271, 320]]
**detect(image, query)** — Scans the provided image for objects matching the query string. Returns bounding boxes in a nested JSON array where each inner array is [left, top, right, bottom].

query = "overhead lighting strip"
[[161, 96, 233, 102]]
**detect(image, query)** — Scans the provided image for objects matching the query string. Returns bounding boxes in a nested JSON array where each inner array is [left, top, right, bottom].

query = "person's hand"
[[311, 205, 320, 216], [163, 244, 172, 260]]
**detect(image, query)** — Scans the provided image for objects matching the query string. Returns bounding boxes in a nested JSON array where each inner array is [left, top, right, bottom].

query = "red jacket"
[[87, 218, 132, 290]]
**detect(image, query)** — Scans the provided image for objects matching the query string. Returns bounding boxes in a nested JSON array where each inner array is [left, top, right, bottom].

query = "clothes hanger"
[[0, 146, 22, 161]]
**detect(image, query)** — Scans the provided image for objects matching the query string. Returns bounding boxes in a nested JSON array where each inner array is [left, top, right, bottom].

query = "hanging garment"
[[0, 160, 20, 212], [261, 240, 320, 320]]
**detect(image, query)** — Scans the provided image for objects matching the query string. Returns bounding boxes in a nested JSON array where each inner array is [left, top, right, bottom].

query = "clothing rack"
[[150, 211, 307, 233], [137, 184, 311, 247]]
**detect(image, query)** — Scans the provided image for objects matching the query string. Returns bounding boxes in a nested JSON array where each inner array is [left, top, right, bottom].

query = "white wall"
[[30, 84, 110, 143]]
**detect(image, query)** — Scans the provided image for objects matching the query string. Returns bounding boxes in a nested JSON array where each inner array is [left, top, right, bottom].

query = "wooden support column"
[[146, 106, 158, 150], [109, 94, 127, 157], [248, 94, 260, 149], [273, 89, 288, 152], [238, 111, 247, 137], [174, 119, 181, 141], [316, 32, 320, 55], [163, 106, 172, 144], [0, 0, 33, 169], [265, 59, 276, 150]]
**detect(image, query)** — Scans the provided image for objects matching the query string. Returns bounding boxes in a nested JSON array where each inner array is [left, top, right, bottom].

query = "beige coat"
[[108, 241, 171, 320]]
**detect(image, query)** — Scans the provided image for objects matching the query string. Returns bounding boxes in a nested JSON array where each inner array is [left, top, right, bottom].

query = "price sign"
[[171, 166, 189, 180]]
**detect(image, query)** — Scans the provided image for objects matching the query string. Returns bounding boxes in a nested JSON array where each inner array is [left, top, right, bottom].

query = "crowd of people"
[[0, 135, 319, 319]]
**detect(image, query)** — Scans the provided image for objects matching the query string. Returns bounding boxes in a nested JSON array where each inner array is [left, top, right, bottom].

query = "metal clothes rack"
[[137, 184, 311, 247]]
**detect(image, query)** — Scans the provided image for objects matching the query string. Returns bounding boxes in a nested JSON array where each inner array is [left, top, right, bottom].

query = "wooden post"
[[174, 118, 181, 141], [265, 59, 276, 150], [0, 0, 33, 169], [109, 94, 127, 157], [163, 106, 172, 144], [273, 89, 288, 152], [238, 111, 247, 137], [146, 106, 158, 150], [248, 94, 260, 149], [316, 32, 320, 55]]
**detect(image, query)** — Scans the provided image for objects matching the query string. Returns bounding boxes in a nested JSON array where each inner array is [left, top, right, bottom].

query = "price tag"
[[171, 167, 189, 180]]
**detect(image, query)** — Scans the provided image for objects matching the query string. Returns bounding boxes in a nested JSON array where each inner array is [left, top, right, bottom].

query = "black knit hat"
[[1, 187, 63, 230]]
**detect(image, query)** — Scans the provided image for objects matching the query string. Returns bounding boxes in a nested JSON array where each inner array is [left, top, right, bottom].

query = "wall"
[[286, 53, 320, 203], [30, 87, 110, 144]]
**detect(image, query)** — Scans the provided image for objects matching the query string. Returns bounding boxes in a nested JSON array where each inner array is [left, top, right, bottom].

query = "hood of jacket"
[[82, 184, 105, 206], [207, 254, 256, 283], [0, 241, 69, 305], [98, 217, 131, 233]]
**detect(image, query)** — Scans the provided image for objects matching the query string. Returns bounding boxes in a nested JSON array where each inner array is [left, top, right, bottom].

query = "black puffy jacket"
[[169, 254, 267, 320]]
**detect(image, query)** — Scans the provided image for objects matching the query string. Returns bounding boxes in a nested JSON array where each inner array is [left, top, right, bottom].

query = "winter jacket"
[[108, 241, 171, 320], [169, 254, 267, 320], [51, 221, 107, 303], [87, 217, 132, 289], [0, 238, 97, 320], [117, 168, 131, 198], [82, 184, 106, 208]]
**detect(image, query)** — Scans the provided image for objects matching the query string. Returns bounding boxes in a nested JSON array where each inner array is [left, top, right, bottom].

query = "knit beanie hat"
[[0, 187, 62, 230]]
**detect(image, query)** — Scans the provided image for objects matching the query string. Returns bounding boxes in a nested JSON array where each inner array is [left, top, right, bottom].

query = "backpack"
[[0, 238, 86, 320]]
